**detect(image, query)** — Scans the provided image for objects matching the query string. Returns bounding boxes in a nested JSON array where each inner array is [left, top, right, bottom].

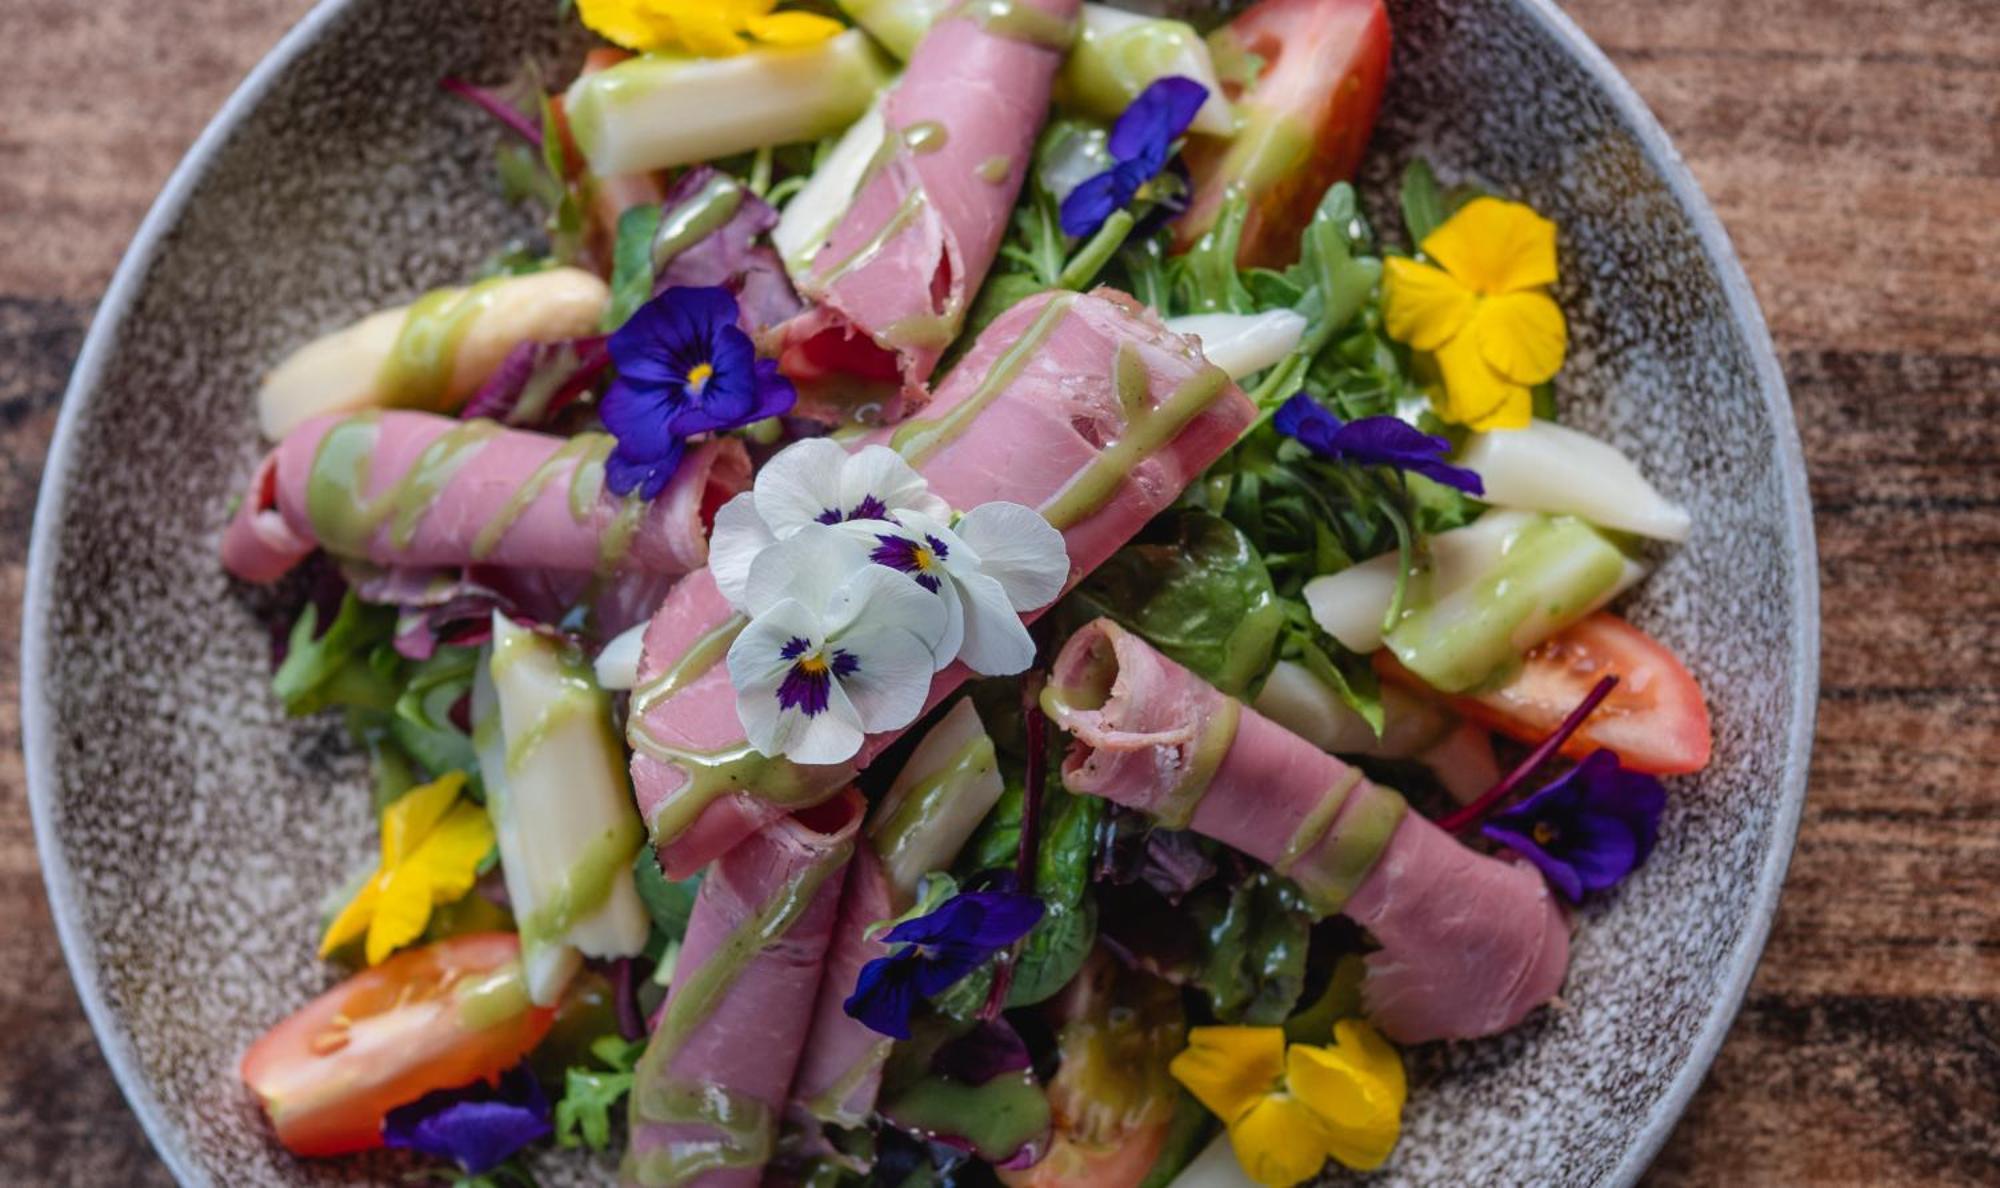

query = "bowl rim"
[[22, 0, 1819, 1183]]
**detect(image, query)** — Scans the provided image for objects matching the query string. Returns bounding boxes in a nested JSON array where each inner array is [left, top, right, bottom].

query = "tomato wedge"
[[240, 933, 556, 1157], [1378, 611, 1714, 776], [1177, 0, 1393, 267]]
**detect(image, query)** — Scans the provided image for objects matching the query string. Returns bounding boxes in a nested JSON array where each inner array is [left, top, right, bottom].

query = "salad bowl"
[[23, 0, 1817, 1184]]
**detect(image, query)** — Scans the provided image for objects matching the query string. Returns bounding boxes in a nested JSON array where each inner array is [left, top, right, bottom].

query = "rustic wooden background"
[[0, 0, 1994, 1183]]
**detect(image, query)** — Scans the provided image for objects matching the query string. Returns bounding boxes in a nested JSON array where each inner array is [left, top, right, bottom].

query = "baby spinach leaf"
[[1187, 870, 1313, 1025], [634, 850, 701, 942], [603, 203, 664, 333]]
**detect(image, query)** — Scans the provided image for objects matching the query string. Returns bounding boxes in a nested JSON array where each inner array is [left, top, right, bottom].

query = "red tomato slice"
[[1378, 612, 1714, 776], [1177, 0, 1393, 268], [239, 933, 556, 1157]]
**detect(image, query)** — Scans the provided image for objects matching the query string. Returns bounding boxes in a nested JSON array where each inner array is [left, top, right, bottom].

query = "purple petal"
[[844, 949, 924, 1040], [1060, 166, 1135, 239], [1482, 822, 1585, 902], [1558, 810, 1642, 893], [605, 435, 686, 500], [599, 375, 683, 456], [381, 1065, 550, 1175], [1108, 76, 1210, 170], [882, 890, 1045, 952], [1331, 417, 1485, 495]]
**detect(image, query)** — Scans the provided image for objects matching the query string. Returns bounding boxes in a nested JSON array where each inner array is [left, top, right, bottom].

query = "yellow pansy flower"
[[320, 771, 496, 966], [1383, 196, 1568, 432], [576, 0, 844, 57], [1169, 1020, 1407, 1187]]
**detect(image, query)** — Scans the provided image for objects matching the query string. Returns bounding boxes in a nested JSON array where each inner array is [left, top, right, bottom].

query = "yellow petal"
[[1433, 333, 1533, 432], [408, 802, 497, 905], [1226, 1094, 1334, 1187], [1169, 1026, 1287, 1126], [746, 10, 846, 45], [1470, 290, 1567, 385], [318, 874, 381, 957], [366, 860, 436, 966], [664, 1, 753, 55], [1381, 257, 1476, 352], [380, 770, 469, 866], [1420, 197, 1559, 296], [1286, 1021, 1407, 1172], [576, 0, 674, 52]]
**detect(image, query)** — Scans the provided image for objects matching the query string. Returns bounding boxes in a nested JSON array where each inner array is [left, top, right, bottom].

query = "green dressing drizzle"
[[890, 293, 1077, 465], [902, 120, 949, 154], [869, 733, 999, 875], [1151, 698, 1240, 829], [627, 1082, 775, 1186], [653, 175, 747, 271], [947, 0, 1081, 49], [468, 433, 613, 561], [1294, 787, 1409, 917], [1040, 361, 1232, 530], [629, 615, 749, 721], [1274, 768, 1365, 876], [305, 414, 514, 558], [977, 154, 1014, 183], [813, 186, 928, 290], [377, 276, 509, 410]]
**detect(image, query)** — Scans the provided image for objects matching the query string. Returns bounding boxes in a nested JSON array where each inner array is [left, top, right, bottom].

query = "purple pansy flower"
[[1060, 76, 1211, 239], [601, 285, 797, 499], [380, 1064, 551, 1175], [1274, 393, 1487, 495], [1482, 749, 1667, 902], [870, 528, 951, 593], [843, 884, 1047, 1040]]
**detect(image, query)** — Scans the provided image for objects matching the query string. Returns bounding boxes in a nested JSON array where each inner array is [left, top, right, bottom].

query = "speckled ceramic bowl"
[[24, 0, 1817, 1183]]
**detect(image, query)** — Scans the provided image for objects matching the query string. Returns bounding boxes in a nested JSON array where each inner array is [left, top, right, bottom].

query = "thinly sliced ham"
[[774, 0, 1080, 420], [1044, 618, 1569, 1044], [628, 290, 1254, 879], [623, 792, 863, 1188], [787, 845, 895, 1128], [220, 411, 748, 582]]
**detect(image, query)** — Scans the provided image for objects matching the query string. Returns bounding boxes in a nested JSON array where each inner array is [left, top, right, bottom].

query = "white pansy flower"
[[727, 525, 947, 765], [848, 502, 1071, 677], [710, 439, 951, 608]]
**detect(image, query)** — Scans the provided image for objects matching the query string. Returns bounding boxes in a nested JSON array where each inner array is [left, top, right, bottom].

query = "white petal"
[[837, 517, 963, 670], [824, 563, 949, 658], [950, 569, 1038, 675], [708, 492, 776, 610], [727, 600, 824, 695], [843, 445, 950, 521], [780, 679, 868, 764], [754, 438, 853, 535], [950, 502, 1071, 611], [833, 623, 941, 734], [743, 523, 873, 617]]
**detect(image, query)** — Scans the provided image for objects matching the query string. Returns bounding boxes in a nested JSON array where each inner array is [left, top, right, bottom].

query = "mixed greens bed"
[[225, 2, 1715, 1186]]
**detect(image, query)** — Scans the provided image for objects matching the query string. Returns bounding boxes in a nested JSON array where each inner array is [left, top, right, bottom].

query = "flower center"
[[1531, 820, 1561, 847], [775, 637, 858, 718], [686, 361, 715, 394], [871, 532, 950, 593]]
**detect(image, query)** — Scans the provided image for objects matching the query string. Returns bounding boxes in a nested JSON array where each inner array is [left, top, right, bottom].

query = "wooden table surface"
[[1, 0, 1994, 1183]]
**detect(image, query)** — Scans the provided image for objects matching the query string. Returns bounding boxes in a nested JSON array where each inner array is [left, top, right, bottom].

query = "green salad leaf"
[[602, 203, 664, 332], [633, 849, 701, 942], [273, 592, 401, 717], [555, 1034, 644, 1151], [1186, 870, 1313, 1025]]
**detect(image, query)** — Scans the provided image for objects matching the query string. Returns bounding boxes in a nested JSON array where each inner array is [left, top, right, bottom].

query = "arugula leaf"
[[1066, 510, 1286, 696], [1171, 191, 1255, 314], [273, 593, 400, 717], [1399, 158, 1448, 247], [602, 203, 664, 333], [633, 849, 701, 942], [555, 1034, 644, 1151]]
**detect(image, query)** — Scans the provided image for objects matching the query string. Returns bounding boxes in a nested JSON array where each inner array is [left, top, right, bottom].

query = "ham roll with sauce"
[[775, 0, 1081, 420], [626, 289, 1256, 880], [623, 791, 864, 1188], [1041, 618, 1572, 1045], [220, 411, 748, 582]]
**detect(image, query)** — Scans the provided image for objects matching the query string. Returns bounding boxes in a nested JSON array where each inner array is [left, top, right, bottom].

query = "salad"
[[221, 0, 1713, 1185]]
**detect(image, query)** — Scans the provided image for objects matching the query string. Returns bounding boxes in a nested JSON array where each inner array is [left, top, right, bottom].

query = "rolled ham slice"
[[787, 845, 895, 1128], [628, 289, 1255, 879], [774, 0, 1080, 420], [1043, 618, 1570, 1044], [220, 411, 748, 582], [623, 791, 863, 1188]]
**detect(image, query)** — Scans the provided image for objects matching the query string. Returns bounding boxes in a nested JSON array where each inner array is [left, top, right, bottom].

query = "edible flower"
[[601, 286, 796, 499], [861, 503, 1069, 676], [1061, 76, 1210, 239], [844, 883, 1047, 1040], [576, 0, 842, 57], [1274, 393, 1486, 495], [710, 439, 951, 607], [1482, 749, 1667, 903], [727, 524, 947, 763], [1382, 197, 1567, 432], [1170, 1021, 1406, 1186], [320, 771, 494, 966], [381, 1064, 552, 1175]]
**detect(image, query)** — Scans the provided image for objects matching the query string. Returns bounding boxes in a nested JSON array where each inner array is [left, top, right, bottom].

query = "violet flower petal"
[[380, 1065, 551, 1175]]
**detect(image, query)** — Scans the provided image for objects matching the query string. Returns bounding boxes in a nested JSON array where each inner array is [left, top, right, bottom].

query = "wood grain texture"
[[1, 0, 1994, 1184]]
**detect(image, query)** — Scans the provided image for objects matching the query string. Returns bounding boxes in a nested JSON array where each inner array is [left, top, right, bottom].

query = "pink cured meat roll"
[[1043, 618, 1570, 1045], [787, 845, 896, 1127], [220, 411, 749, 581], [623, 791, 863, 1188], [627, 289, 1256, 879], [775, 0, 1080, 419]]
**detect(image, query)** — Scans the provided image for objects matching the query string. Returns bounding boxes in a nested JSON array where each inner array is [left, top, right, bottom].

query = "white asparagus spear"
[[1459, 419, 1693, 542]]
